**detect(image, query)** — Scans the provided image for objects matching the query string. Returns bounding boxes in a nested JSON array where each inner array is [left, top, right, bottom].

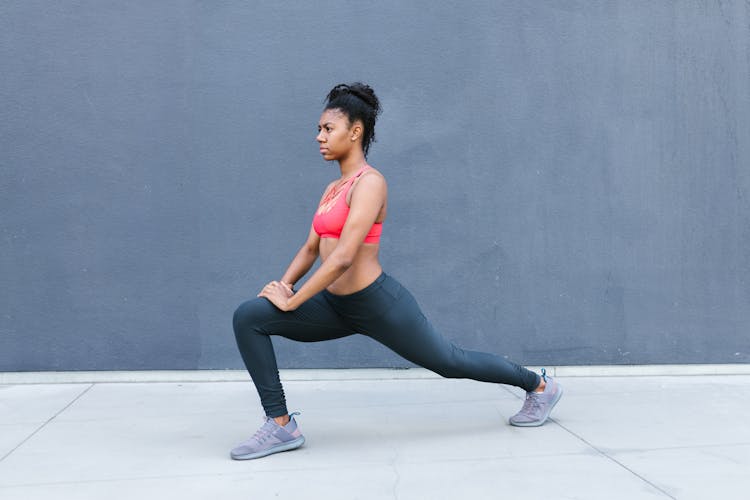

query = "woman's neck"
[[337, 151, 367, 178]]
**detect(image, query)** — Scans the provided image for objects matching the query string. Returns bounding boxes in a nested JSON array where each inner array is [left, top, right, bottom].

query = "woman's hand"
[[257, 281, 296, 311]]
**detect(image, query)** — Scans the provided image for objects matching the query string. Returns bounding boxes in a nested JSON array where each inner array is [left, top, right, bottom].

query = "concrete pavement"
[[1, 370, 748, 500]]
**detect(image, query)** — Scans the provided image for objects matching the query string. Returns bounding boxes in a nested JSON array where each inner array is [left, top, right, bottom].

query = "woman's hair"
[[324, 82, 381, 157]]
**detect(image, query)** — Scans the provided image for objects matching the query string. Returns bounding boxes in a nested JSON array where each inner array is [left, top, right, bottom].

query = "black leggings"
[[233, 272, 541, 417]]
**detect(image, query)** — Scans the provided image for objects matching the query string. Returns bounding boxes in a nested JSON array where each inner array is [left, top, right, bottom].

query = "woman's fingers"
[[256, 284, 290, 311], [258, 281, 292, 300], [258, 281, 278, 296]]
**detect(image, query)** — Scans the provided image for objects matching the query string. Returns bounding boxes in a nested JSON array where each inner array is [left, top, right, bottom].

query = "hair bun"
[[326, 82, 380, 114], [347, 83, 380, 114]]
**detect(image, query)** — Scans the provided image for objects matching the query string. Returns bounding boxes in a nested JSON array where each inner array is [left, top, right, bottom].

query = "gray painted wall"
[[2, 1, 749, 371]]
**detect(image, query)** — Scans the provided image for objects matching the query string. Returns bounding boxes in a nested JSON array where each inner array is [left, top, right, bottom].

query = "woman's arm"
[[259, 173, 386, 311], [275, 180, 335, 289], [279, 224, 321, 289]]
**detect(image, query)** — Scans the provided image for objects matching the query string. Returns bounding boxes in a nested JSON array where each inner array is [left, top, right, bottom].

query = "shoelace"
[[249, 418, 277, 445], [519, 391, 542, 416]]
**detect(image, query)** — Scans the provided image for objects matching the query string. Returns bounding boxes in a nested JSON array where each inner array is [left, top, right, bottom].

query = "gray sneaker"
[[230, 412, 305, 460], [509, 369, 563, 427]]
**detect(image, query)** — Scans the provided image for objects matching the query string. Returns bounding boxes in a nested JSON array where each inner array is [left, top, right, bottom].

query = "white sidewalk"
[[1, 371, 748, 500]]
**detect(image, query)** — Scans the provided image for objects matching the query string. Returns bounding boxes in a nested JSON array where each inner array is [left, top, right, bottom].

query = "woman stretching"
[[231, 82, 563, 460]]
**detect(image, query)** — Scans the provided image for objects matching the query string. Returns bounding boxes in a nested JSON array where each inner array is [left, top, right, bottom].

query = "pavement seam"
[[551, 420, 677, 500], [498, 384, 677, 499], [390, 448, 401, 500], [0, 383, 95, 464]]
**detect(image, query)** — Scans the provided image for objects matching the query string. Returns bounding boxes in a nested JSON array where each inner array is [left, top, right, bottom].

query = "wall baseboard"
[[1, 364, 749, 384]]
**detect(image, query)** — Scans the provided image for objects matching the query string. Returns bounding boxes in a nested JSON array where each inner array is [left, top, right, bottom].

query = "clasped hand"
[[257, 281, 295, 311]]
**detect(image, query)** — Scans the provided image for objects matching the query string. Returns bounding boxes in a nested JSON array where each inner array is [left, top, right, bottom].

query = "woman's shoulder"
[[350, 166, 387, 201], [363, 165, 386, 182], [358, 165, 386, 188]]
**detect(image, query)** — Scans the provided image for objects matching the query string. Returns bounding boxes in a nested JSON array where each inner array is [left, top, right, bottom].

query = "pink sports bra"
[[312, 165, 383, 244]]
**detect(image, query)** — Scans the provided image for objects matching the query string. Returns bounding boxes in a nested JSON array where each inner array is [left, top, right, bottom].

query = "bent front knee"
[[233, 297, 273, 333]]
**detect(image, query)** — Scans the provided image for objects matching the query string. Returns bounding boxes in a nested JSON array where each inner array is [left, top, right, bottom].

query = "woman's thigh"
[[234, 292, 355, 343], [358, 284, 453, 365]]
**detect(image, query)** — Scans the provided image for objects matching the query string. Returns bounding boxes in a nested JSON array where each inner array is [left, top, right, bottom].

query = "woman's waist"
[[323, 270, 404, 319], [324, 264, 384, 296]]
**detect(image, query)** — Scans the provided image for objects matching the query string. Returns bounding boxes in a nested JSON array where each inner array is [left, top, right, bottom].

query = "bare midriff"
[[319, 238, 383, 295]]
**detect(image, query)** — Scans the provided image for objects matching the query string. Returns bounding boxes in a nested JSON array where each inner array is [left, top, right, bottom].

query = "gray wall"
[[2, 1, 749, 371]]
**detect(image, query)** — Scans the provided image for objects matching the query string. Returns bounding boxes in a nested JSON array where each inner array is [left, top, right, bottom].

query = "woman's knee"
[[233, 297, 273, 333]]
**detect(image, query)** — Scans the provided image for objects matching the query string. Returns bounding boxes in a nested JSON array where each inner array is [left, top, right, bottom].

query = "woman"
[[231, 82, 562, 460]]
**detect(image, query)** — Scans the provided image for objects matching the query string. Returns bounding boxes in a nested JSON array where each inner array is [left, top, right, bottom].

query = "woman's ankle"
[[535, 378, 546, 393], [273, 414, 290, 426]]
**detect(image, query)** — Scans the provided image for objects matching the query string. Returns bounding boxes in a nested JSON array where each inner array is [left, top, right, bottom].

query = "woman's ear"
[[350, 122, 363, 142]]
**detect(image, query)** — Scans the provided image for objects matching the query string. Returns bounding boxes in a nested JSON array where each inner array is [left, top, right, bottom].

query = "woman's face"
[[316, 108, 361, 161]]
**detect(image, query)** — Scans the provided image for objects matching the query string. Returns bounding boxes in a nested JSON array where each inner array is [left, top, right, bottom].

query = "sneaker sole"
[[509, 384, 564, 427], [230, 436, 305, 460]]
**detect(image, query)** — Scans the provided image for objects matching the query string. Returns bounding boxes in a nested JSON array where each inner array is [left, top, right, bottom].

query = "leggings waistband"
[[323, 272, 387, 300]]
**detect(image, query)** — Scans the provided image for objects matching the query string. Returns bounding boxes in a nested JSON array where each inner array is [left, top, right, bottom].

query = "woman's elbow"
[[330, 252, 354, 271]]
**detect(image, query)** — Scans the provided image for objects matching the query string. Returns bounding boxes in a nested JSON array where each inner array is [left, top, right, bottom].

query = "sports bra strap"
[[348, 164, 370, 187]]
